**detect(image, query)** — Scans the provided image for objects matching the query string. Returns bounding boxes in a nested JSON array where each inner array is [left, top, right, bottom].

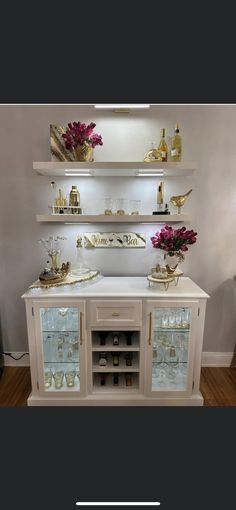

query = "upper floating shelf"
[[33, 161, 197, 177], [36, 213, 191, 224]]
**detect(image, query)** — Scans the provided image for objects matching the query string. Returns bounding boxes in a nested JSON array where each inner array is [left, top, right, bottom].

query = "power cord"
[[4, 352, 29, 361]]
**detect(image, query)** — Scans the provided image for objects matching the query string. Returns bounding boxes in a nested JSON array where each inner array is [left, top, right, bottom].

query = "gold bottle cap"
[[160, 128, 165, 137], [72, 185, 77, 190]]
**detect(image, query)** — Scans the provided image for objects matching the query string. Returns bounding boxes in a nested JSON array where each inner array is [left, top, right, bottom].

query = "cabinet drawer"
[[90, 300, 142, 326]]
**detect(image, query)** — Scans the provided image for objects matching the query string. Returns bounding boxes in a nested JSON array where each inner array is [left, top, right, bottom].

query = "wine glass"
[[169, 311, 176, 328], [165, 333, 180, 386], [161, 313, 169, 328]]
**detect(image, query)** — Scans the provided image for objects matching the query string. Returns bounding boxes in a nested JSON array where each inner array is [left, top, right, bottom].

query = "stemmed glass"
[[178, 333, 189, 377], [152, 337, 167, 388], [165, 333, 180, 386], [169, 311, 176, 328]]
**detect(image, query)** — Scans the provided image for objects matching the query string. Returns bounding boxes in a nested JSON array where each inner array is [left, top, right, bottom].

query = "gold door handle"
[[80, 312, 84, 345], [148, 312, 153, 345], [112, 312, 120, 317]]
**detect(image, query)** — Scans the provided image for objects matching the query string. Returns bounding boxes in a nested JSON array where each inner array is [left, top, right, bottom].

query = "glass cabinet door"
[[147, 302, 197, 394], [35, 303, 85, 394]]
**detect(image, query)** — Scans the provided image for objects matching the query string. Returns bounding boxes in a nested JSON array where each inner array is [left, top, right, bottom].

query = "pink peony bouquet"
[[150, 225, 198, 255], [62, 121, 103, 151]]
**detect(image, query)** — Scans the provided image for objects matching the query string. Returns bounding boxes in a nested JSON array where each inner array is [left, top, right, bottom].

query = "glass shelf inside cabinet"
[[40, 307, 80, 392], [152, 307, 191, 391]]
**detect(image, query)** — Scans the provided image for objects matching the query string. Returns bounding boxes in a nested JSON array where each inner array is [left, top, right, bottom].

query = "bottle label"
[[171, 148, 180, 156], [161, 151, 167, 158]]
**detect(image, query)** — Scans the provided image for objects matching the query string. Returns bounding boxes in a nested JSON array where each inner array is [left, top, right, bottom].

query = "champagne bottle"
[[171, 123, 182, 161], [157, 181, 164, 211], [158, 128, 168, 162]]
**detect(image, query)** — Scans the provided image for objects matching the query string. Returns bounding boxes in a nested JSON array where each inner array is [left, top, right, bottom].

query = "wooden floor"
[[0, 367, 235, 406]]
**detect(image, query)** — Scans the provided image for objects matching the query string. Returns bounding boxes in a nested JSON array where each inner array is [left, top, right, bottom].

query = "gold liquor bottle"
[[171, 123, 182, 161], [158, 128, 168, 162]]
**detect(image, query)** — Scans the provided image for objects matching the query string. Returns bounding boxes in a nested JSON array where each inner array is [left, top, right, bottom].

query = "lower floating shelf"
[[36, 213, 191, 224]]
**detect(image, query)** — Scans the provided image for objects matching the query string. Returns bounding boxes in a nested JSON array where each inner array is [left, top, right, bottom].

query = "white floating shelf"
[[33, 161, 197, 177], [36, 213, 191, 224]]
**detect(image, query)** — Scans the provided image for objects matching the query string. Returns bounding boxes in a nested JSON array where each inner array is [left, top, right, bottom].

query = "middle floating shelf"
[[36, 214, 191, 224]]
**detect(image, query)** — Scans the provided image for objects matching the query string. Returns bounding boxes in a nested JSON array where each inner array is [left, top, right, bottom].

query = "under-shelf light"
[[94, 104, 150, 110], [65, 172, 92, 177], [137, 170, 164, 177]]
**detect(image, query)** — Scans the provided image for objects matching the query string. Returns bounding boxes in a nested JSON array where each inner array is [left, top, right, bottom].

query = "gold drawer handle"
[[80, 312, 84, 345], [112, 312, 120, 317], [148, 312, 153, 345]]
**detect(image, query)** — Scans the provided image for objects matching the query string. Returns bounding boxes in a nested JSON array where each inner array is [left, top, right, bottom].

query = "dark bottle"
[[100, 374, 107, 386], [125, 353, 133, 367], [112, 332, 120, 346], [112, 353, 120, 366], [99, 331, 107, 346], [125, 373, 132, 387], [113, 374, 119, 386], [126, 332, 132, 346]]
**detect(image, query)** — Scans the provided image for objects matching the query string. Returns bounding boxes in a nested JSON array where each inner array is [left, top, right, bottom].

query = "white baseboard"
[[4, 352, 30, 367], [201, 352, 233, 367], [2, 351, 234, 368]]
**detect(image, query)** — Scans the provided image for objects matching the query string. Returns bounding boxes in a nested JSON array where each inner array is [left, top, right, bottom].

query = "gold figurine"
[[144, 142, 162, 162], [170, 189, 192, 214]]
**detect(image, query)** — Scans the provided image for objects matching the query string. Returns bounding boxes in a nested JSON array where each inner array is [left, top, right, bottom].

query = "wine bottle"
[[113, 374, 119, 386], [126, 332, 132, 346], [125, 353, 133, 366], [171, 123, 182, 162], [99, 352, 107, 366], [158, 128, 168, 162], [100, 374, 106, 386], [125, 373, 132, 387], [99, 331, 107, 346], [112, 353, 120, 366], [112, 332, 120, 346]]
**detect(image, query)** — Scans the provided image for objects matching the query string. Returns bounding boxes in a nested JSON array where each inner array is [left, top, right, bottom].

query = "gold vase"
[[75, 144, 93, 162]]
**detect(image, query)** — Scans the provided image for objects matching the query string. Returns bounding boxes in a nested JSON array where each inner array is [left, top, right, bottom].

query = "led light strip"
[[94, 104, 150, 109], [76, 503, 160, 507], [137, 172, 164, 177], [65, 172, 92, 177]]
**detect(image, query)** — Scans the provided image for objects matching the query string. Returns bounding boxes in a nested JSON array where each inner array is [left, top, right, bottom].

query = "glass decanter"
[[71, 235, 90, 276]]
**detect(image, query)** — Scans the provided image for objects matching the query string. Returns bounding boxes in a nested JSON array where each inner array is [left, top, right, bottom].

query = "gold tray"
[[29, 271, 100, 289]]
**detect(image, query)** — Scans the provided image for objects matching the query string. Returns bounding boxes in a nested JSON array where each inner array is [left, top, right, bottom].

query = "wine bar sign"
[[83, 232, 146, 248]]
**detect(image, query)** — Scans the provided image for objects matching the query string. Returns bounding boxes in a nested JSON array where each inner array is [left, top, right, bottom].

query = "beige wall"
[[0, 105, 235, 353]]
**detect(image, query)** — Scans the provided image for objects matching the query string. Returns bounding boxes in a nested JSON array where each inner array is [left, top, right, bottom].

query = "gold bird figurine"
[[170, 189, 192, 214]]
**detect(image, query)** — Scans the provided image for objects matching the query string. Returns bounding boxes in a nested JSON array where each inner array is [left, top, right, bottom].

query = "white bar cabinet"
[[22, 276, 209, 406]]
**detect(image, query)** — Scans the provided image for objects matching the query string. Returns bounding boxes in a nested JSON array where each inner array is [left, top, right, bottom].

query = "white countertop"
[[22, 276, 209, 300]]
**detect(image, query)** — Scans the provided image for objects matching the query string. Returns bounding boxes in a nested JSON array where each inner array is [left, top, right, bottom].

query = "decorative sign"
[[83, 232, 146, 248]]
